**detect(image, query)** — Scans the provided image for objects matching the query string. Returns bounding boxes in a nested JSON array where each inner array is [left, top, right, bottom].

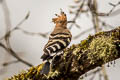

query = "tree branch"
[[8, 26, 120, 80], [0, 0, 33, 67], [0, 42, 33, 67]]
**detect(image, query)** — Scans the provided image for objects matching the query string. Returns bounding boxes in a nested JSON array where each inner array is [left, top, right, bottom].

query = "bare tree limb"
[[0, 42, 33, 67], [69, 0, 85, 30], [0, 0, 33, 67], [73, 27, 94, 39]]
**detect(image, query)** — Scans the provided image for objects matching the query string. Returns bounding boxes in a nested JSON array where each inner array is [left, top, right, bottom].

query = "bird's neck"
[[55, 23, 67, 29]]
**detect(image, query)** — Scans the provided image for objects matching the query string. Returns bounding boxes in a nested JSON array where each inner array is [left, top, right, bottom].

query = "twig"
[[0, 12, 30, 40], [102, 65, 109, 80], [0, 0, 33, 67], [99, 19, 114, 29], [3, 60, 19, 66], [17, 28, 49, 38], [88, 0, 101, 32], [2, 0, 11, 32], [0, 42, 33, 67], [92, 1, 120, 17], [73, 27, 94, 39], [69, 0, 85, 30]]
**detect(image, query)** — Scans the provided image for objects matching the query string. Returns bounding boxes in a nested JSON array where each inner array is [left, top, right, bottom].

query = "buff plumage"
[[40, 11, 72, 74]]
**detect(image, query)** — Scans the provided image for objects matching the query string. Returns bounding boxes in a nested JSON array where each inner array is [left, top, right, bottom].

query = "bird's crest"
[[52, 10, 67, 24]]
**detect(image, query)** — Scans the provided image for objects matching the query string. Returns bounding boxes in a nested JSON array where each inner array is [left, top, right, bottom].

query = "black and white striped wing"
[[42, 33, 71, 60]]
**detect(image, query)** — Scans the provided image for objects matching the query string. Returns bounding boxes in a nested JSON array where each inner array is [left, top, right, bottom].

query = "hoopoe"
[[40, 11, 72, 74]]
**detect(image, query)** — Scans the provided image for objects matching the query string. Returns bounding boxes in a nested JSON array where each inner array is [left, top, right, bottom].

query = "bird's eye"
[[59, 21, 63, 23]]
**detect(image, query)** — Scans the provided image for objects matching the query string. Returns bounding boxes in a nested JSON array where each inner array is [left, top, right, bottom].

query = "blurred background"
[[0, 0, 120, 80]]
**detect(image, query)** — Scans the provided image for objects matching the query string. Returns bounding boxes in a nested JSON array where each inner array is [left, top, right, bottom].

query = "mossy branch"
[[8, 27, 120, 80]]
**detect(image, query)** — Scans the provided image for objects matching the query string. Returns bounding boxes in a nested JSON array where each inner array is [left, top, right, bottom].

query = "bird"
[[40, 10, 72, 74]]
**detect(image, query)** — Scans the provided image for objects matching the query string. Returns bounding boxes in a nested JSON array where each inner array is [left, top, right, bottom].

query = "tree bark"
[[8, 27, 120, 80]]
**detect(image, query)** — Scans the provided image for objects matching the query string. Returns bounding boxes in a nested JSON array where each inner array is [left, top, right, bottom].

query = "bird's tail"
[[40, 61, 50, 75], [41, 53, 50, 61]]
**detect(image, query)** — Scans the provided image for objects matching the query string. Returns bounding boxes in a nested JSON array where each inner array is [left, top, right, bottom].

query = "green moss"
[[73, 47, 81, 55], [7, 27, 120, 80], [46, 70, 60, 79], [8, 64, 44, 80], [63, 44, 76, 58], [87, 35, 118, 64]]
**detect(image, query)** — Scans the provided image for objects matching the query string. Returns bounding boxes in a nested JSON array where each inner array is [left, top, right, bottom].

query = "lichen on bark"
[[8, 27, 120, 80]]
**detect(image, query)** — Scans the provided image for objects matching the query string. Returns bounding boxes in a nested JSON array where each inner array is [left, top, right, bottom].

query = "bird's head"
[[52, 10, 67, 28]]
